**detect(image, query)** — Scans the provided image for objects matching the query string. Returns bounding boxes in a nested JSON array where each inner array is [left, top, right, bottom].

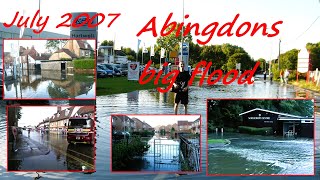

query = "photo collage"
[[0, 0, 319, 179]]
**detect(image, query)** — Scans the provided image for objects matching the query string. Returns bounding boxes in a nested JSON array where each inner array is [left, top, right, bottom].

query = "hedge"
[[112, 137, 150, 170], [73, 59, 95, 69], [131, 130, 155, 137], [238, 126, 273, 135]]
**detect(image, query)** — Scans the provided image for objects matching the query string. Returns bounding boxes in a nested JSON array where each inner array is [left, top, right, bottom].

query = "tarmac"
[[8, 134, 50, 160]]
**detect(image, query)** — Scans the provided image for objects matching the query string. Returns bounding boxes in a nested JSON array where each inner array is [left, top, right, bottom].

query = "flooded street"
[[4, 71, 95, 99], [8, 130, 94, 171], [139, 136, 180, 172], [208, 133, 314, 175], [0, 78, 320, 179]]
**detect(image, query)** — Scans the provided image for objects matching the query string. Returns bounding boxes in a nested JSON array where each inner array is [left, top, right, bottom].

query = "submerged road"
[[8, 130, 94, 171]]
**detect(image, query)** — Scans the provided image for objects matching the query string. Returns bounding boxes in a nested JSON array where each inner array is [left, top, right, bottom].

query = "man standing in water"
[[173, 61, 191, 115]]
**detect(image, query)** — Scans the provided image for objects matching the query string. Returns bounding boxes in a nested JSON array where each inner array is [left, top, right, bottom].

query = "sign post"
[[128, 62, 140, 81], [297, 48, 310, 82], [178, 42, 189, 71]]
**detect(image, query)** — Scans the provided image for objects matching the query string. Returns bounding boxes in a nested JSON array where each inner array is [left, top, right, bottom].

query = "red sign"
[[174, 57, 180, 65]]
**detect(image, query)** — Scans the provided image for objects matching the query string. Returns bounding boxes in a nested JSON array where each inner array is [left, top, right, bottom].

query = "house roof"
[[21, 46, 38, 59], [49, 107, 75, 122], [131, 117, 143, 124], [77, 40, 93, 50], [34, 53, 51, 60], [113, 115, 134, 122], [76, 106, 95, 115], [55, 48, 78, 59], [239, 108, 312, 119], [178, 121, 192, 126]]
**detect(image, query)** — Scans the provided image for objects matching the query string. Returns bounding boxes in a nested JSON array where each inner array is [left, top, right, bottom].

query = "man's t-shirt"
[[174, 71, 191, 93]]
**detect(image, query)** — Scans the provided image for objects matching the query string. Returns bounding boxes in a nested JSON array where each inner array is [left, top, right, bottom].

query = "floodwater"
[[0, 78, 320, 179], [4, 70, 95, 99], [119, 135, 180, 172], [141, 136, 180, 171], [8, 130, 94, 171], [208, 133, 314, 175]]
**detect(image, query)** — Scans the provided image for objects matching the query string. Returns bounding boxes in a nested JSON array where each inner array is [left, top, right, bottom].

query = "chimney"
[[57, 107, 62, 113]]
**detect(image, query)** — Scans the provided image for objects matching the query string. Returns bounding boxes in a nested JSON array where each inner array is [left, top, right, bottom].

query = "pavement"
[[9, 134, 50, 160]]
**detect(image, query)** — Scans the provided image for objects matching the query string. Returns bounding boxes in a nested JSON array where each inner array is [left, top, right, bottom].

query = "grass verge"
[[208, 139, 229, 144], [291, 80, 320, 92], [97, 77, 167, 96]]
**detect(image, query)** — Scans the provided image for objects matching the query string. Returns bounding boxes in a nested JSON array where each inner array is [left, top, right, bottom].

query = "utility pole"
[[278, 39, 281, 70], [180, 0, 185, 69]]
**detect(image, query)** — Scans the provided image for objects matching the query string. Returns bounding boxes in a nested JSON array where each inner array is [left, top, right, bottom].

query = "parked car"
[[97, 66, 107, 78], [97, 65, 113, 77], [115, 64, 128, 76], [100, 64, 121, 76]]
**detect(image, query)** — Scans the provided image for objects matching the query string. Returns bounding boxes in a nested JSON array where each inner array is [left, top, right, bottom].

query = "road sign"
[[70, 31, 97, 39], [297, 49, 309, 73], [70, 12, 98, 40], [179, 42, 189, 56], [70, 12, 98, 31]]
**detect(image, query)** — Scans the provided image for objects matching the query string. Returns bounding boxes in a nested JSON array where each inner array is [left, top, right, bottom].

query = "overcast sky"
[[18, 106, 81, 127], [1, 0, 319, 60], [127, 115, 200, 127]]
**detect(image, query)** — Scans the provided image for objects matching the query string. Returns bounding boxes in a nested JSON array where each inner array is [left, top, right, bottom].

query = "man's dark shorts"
[[175, 92, 188, 104]]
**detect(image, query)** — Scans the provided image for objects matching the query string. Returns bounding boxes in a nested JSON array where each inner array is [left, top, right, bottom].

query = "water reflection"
[[1, 80, 320, 179], [138, 135, 180, 172], [8, 130, 94, 171], [4, 70, 95, 99]]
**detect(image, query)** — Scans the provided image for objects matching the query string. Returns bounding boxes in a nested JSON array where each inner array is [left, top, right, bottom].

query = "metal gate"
[[144, 138, 180, 171]]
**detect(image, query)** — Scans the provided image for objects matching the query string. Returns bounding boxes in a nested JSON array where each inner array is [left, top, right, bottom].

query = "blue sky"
[[0, 0, 319, 61]]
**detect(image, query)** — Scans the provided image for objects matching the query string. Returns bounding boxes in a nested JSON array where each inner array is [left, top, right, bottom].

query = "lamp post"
[[180, 0, 184, 68]]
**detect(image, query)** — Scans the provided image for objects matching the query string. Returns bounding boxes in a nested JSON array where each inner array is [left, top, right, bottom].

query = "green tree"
[[257, 58, 267, 72], [100, 40, 114, 46], [226, 53, 253, 71], [45, 40, 67, 53], [306, 42, 320, 70], [156, 23, 192, 58], [200, 45, 227, 70], [189, 42, 201, 66], [279, 49, 299, 70]]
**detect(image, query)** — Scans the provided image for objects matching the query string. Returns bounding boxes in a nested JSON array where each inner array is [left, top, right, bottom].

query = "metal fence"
[[144, 139, 180, 171], [179, 134, 201, 171]]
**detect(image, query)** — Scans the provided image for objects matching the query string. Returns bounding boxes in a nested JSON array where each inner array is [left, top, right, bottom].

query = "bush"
[[112, 137, 150, 170], [238, 126, 273, 135], [73, 59, 94, 69], [131, 130, 154, 137], [288, 70, 297, 81]]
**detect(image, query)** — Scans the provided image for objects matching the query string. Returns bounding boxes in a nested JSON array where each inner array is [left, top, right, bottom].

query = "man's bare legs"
[[174, 103, 188, 115], [174, 103, 179, 115]]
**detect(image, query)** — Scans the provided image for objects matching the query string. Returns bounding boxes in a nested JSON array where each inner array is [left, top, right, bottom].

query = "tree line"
[[100, 24, 319, 74]]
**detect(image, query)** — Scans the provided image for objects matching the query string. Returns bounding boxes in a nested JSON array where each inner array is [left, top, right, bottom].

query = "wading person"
[[173, 61, 191, 115], [284, 69, 289, 84]]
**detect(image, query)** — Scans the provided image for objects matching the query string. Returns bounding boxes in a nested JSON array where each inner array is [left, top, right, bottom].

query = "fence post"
[[154, 139, 155, 171]]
